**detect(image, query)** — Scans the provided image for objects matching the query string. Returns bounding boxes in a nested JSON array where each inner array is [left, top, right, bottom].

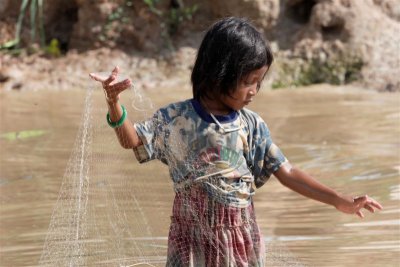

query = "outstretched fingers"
[[369, 198, 383, 210], [89, 72, 107, 82], [89, 66, 132, 102], [365, 196, 383, 213], [108, 78, 132, 92], [356, 210, 364, 218], [353, 195, 383, 217], [364, 203, 375, 213], [89, 66, 120, 85], [103, 66, 119, 86]]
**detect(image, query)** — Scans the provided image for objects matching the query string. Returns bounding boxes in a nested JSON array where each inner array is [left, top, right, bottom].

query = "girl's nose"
[[248, 87, 257, 96]]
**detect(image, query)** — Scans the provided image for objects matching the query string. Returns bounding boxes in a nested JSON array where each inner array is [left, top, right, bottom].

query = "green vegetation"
[[1, 0, 45, 50], [45, 39, 61, 57], [99, 1, 133, 44], [143, 0, 198, 48], [98, 0, 197, 49], [143, 0, 162, 16], [272, 54, 364, 89], [0, 0, 63, 57], [1, 130, 47, 141], [167, 4, 198, 35]]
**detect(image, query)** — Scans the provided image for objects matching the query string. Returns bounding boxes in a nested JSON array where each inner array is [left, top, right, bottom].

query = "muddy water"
[[0, 85, 399, 267]]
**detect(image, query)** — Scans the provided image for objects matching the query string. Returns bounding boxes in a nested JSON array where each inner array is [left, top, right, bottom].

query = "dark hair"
[[191, 17, 274, 100]]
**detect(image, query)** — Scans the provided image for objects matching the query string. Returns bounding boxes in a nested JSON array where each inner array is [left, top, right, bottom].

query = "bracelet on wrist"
[[106, 105, 127, 128]]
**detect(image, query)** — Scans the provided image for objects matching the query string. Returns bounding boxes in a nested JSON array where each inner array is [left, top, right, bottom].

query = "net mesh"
[[39, 76, 304, 266]]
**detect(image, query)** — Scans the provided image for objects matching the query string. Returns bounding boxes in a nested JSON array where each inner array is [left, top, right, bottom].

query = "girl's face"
[[220, 65, 269, 111]]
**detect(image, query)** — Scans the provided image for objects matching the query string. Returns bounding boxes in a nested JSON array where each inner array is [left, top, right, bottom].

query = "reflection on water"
[[1, 85, 399, 266]]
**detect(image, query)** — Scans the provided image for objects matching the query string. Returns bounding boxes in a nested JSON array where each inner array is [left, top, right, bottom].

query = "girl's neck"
[[199, 96, 232, 116]]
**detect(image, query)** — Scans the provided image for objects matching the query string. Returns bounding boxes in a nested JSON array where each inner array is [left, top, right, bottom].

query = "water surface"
[[0, 85, 399, 266]]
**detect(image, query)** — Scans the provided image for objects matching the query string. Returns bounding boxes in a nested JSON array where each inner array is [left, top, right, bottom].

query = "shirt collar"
[[190, 99, 238, 123]]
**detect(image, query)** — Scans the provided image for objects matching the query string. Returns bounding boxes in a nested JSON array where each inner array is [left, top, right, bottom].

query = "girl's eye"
[[244, 81, 256, 86]]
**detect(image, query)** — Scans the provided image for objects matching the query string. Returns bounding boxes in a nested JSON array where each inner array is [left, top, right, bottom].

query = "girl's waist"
[[173, 175, 254, 203], [171, 186, 256, 227], [172, 168, 254, 191]]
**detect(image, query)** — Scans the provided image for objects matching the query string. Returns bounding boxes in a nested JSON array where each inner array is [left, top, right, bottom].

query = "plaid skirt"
[[166, 187, 265, 267]]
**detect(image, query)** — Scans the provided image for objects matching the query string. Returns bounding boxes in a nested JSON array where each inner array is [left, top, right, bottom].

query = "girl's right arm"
[[90, 66, 142, 149], [106, 99, 142, 149]]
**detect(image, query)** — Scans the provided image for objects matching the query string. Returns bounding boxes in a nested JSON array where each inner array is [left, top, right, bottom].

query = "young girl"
[[90, 17, 382, 267]]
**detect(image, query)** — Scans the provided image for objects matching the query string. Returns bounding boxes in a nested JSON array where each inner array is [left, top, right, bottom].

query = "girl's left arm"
[[274, 165, 383, 218]]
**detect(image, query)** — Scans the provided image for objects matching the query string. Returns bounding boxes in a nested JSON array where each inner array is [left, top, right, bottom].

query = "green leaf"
[[1, 130, 47, 141], [0, 39, 19, 49]]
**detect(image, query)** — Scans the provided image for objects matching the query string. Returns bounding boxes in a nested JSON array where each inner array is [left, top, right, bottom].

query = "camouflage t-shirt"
[[133, 99, 288, 208]]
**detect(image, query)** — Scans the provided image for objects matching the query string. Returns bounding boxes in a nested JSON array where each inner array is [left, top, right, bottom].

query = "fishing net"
[[38, 75, 303, 267]]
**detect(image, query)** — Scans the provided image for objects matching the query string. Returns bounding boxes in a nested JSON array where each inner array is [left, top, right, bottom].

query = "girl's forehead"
[[243, 66, 269, 78]]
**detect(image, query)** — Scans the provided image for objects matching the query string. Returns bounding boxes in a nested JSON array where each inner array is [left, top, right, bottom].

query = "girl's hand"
[[89, 66, 132, 103], [335, 195, 383, 218]]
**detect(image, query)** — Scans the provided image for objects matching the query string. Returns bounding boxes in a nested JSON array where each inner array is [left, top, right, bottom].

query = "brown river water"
[[0, 85, 399, 266]]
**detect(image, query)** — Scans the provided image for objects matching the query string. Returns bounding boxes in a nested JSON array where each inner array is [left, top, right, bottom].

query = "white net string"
[[39, 76, 304, 267]]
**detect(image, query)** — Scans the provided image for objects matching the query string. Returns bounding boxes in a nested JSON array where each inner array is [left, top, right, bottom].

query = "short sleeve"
[[246, 113, 288, 188], [133, 110, 166, 163]]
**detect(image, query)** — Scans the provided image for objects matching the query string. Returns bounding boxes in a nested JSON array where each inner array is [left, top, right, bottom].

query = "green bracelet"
[[107, 105, 127, 128]]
